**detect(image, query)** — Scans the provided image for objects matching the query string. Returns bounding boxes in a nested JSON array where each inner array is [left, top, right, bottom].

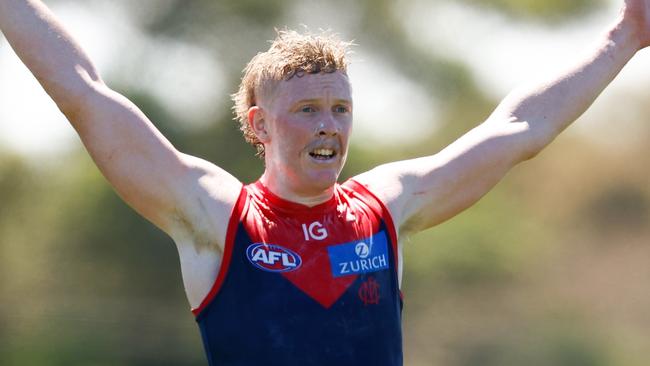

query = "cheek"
[[344, 122, 353, 135], [340, 122, 353, 141], [274, 122, 312, 152], [282, 120, 313, 139]]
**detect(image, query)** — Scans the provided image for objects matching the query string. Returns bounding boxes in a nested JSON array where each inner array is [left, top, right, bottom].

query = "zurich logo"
[[355, 242, 370, 258], [246, 243, 302, 273], [327, 231, 389, 278]]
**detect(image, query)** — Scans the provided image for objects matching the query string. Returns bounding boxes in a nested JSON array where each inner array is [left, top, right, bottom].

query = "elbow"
[[488, 116, 556, 163], [51, 74, 106, 119], [36, 63, 105, 115], [520, 144, 543, 161], [516, 120, 558, 162]]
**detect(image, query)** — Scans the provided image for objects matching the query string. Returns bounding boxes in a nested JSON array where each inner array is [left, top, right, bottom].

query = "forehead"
[[268, 71, 352, 106]]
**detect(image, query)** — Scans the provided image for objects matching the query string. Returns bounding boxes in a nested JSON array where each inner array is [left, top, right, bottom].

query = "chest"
[[239, 202, 396, 308]]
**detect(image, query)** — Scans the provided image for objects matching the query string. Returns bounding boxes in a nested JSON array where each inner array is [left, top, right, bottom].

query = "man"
[[1, 0, 648, 365]]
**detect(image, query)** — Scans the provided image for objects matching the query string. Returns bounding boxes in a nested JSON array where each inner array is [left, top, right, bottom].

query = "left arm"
[[354, 0, 650, 236]]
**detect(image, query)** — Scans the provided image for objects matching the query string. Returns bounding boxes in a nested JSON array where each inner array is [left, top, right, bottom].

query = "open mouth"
[[309, 148, 337, 160]]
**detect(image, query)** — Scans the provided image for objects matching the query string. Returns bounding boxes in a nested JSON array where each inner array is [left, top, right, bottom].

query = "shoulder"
[[341, 177, 399, 233], [348, 164, 413, 229]]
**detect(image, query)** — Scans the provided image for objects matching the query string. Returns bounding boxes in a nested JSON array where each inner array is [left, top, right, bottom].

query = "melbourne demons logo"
[[246, 243, 302, 273], [358, 276, 380, 306]]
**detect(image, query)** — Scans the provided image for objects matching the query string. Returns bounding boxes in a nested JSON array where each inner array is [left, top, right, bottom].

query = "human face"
[[256, 71, 353, 198]]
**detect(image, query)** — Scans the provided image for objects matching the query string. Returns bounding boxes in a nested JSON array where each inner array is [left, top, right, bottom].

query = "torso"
[[190, 179, 404, 366]]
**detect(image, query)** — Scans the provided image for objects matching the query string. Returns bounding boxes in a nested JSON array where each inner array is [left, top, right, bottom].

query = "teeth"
[[312, 149, 334, 156]]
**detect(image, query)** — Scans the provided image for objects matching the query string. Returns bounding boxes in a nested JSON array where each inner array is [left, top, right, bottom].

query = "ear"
[[248, 106, 270, 143]]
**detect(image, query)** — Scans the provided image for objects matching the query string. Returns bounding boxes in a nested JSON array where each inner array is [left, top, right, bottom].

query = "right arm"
[[0, 0, 241, 246], [355, 0, 648, 237]]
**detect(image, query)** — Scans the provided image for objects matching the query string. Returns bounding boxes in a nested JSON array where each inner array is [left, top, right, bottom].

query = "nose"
[[316, 114, 339, 136]]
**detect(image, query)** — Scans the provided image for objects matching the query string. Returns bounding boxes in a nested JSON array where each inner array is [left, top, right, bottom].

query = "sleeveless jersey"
[[192, 179, 403, 366]]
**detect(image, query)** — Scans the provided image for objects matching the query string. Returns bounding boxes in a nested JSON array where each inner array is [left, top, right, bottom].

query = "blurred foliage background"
[[1, 0, 650, 365]]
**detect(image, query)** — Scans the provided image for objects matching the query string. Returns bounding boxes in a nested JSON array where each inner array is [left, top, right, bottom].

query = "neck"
[[259, 172, 335, 207]]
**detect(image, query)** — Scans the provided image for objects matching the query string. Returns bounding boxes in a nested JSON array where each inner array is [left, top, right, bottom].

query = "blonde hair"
[[232, 29, 353, 157]]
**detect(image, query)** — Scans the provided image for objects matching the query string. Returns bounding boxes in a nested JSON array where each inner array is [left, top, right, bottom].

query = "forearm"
[[489, 16, 641, 157], [0, 0, 102, 111]]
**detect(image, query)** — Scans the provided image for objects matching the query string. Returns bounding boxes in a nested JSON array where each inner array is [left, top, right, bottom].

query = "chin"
[[306, 170, 340, 190]]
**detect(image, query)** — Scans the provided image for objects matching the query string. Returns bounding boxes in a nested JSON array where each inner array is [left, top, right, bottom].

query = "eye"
[[334, 105, 350, 114], [300, 105, 316, 113]]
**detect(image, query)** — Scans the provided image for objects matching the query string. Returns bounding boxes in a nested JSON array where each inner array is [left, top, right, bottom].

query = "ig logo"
[[355, 242, 370, 258], [302, 221, 328, 241]]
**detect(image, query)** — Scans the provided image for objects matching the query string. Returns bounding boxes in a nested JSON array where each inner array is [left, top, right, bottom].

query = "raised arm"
[[0, 0, 241, 242], [355, 0, 650, 236]]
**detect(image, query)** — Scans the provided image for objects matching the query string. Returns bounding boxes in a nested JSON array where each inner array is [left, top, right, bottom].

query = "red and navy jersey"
[[192, 179, 403, 366]]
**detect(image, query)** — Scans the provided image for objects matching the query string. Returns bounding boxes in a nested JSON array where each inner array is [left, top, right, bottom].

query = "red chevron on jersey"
[[240, 180, 392, 308]]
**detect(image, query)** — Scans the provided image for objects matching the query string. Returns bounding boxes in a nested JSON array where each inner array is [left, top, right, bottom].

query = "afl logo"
[[246, 244, 302, 273]]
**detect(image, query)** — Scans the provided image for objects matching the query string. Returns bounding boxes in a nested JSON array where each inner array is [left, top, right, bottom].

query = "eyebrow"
[[292, 98, 352, 106]]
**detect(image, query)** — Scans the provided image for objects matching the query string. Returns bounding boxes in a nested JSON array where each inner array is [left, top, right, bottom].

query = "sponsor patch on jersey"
[[327, 231, 390, 277], [246, 243, 302, 273]]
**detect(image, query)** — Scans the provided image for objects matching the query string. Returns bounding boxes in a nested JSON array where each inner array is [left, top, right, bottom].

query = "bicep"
[[63, 82, 239, 233]]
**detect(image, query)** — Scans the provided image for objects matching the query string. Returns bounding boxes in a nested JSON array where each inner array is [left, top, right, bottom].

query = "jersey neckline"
[[252, 180, 340, 214]]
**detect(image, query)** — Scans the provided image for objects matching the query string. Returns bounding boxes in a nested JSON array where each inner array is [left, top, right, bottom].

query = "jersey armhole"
[[192, 185, 249, 317], [343, 179, 399, 265]]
